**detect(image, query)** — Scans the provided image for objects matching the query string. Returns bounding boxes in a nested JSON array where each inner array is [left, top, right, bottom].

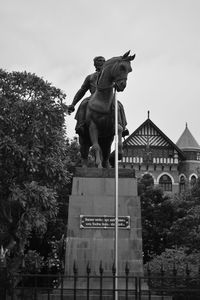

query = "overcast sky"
[[1, 0, 200, 145]]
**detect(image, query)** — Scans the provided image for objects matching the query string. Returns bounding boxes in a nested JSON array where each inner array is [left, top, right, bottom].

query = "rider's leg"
[[118, 124, 123, 160], [118, 100, 129, 137], [79, 135, 90, 168]]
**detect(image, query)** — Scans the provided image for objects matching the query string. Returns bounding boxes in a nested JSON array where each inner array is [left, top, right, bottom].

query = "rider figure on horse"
[[67, 56, 129, 138]]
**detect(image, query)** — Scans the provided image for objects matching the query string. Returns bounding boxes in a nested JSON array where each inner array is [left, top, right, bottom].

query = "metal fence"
[[1, 262, 200, 300]]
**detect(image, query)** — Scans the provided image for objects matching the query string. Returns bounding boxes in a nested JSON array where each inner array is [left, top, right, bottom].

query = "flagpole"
[[114, 87, 119, 300]]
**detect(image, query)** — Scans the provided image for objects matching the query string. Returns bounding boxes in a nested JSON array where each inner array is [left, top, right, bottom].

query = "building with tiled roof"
[[119, 113, 200, 194]]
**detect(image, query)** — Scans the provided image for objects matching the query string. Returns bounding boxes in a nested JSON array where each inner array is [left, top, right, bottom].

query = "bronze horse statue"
[[75, 51, 135, 168]]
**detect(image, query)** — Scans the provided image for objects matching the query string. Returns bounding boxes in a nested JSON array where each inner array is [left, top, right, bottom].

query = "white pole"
[[114, 88, 119, 300]]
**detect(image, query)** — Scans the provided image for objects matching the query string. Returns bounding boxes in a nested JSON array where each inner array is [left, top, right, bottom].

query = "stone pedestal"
[[65, 168, 143, 277]]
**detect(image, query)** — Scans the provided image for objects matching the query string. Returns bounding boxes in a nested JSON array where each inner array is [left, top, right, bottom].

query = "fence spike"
[[125, 262, 129, 275], [99, 261, 104, 274], [186, 263, 190, 276], [35, 257, 39, 271], [21, 257, 26, 270], [112, 261, 116, 275], [87, 261, 91, 274], [48, 259, 51, 270], [173, 261, 177, 276], [160, 263, 164, 276], [73, 260, 78, 274], [147, 262, 151, 276], [61, 260, 64, 273]]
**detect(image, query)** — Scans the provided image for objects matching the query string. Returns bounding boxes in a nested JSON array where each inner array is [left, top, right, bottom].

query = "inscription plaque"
[[80, 215, 130, 229]]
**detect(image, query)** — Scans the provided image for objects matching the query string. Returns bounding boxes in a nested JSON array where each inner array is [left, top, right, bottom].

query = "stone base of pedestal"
[[65, 168, 143, 277]]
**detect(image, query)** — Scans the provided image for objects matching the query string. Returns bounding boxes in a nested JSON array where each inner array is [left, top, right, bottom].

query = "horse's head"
[[104, 50, 136, 92]]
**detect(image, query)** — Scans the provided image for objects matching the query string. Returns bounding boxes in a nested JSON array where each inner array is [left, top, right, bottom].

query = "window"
[[179, 175, 186, 193], [190, 175, 197, 187], [159, 174, 172, 192], [169, 149, 173, 157]]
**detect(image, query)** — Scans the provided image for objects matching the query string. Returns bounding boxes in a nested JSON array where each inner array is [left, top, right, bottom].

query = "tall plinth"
[[65, 168, 143, 277]]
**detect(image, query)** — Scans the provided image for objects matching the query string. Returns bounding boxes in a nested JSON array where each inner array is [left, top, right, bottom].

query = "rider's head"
[[93, 56, 105, 71]]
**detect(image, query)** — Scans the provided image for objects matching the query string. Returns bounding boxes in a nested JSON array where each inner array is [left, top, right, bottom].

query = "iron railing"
[[1, 262, 200, 299]]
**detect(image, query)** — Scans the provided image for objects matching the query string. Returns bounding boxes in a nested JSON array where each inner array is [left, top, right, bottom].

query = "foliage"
[[0, 69, 71, 272], [167, 187, 200, 253], [140, 175, 200, 264], [144, 247, 200, 276], [138, 173, 154, 195], [142, 174, 200, 289], [47, 236, 65, 272], [144, 248, 200, 298], [65, 137, 81, 171], [22, 250, 44, 273], [140, 184, 175, 263]]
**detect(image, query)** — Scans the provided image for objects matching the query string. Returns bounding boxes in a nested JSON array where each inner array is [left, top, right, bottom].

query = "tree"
[[0, 69, 71, 272], [138, 173, 154, 196], [145, 247, 200, 276], [140, 185, 175, 263], [144, 247, 200, 299], [143, 176, 200, 277], [167, 179, 200, 253]]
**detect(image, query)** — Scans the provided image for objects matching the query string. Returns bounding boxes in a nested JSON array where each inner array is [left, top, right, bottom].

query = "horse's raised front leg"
[[89, 121, 102, 168]]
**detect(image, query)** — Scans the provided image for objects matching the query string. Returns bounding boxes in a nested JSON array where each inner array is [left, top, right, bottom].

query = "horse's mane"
[[103, 56, 132, 74], [103, 56, 123, 68]]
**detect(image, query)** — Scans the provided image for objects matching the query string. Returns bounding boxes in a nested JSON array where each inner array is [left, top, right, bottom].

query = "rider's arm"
[[70, 75, 91, 107]]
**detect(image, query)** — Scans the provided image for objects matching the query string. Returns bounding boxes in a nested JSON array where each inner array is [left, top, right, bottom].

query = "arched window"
[[159, 174, 172, 192], [190, 175, 197, 187], [179, 175, 186, 193]]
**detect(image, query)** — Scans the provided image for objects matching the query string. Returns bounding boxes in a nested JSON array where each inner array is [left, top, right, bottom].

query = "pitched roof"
[[176, 123, 200, 151], [124, 116, 185, 159]]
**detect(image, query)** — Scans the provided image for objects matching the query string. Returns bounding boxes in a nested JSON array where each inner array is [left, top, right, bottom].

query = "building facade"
[[119, 114, 200, 194]]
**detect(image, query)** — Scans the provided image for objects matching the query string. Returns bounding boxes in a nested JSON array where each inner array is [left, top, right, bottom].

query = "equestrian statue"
[[67, 50, 136, 168]]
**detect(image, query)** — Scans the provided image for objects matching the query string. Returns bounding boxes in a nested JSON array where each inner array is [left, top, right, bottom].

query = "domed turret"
[[176, 123, 200, 152], [176, 123, 200, 187]]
